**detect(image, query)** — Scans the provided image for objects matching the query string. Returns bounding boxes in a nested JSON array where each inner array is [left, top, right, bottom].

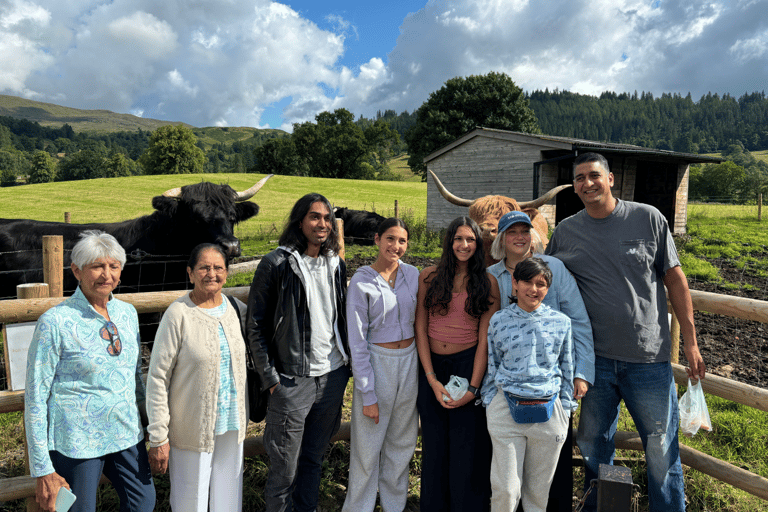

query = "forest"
[[1, 82, 767, 203]]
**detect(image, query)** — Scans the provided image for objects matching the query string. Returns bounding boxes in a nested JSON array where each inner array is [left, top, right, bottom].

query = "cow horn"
[[162, 187, 183, 198], [518, 184, 573, 210], [430, 170, 571, 209], [235, 174, 274, 201], [429, 170, 474, 206]]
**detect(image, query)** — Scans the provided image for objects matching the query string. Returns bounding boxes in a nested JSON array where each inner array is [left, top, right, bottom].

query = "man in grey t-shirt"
[[546, 152, 705, 512]]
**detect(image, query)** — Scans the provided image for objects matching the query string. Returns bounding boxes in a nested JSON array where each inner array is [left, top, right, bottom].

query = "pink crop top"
[[428, 291, 480, 344]]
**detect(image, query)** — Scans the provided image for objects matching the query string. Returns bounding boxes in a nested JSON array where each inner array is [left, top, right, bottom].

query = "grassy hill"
[[0, 94, 195, 133]]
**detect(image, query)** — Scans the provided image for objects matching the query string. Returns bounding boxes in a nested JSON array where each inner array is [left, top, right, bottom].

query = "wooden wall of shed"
[[538, 163, 559, 230], [426, 137, 555, 230]]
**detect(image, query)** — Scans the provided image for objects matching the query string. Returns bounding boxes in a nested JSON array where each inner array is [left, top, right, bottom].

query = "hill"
[[0, 94, 195, 133]]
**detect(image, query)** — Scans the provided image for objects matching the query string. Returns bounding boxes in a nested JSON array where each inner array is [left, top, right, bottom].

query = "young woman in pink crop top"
[[415, 216, 499, 512]]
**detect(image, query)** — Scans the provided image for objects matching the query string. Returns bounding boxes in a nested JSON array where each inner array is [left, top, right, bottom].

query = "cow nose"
[[220, 240, 241, 258]]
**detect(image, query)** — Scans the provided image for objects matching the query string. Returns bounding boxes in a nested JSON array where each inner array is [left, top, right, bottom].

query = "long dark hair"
[[278, 193, 341, 255], [424, 216, 491, 317]]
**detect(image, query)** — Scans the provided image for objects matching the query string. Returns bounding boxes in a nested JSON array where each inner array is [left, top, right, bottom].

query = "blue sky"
[[2, 0, 767, 131]]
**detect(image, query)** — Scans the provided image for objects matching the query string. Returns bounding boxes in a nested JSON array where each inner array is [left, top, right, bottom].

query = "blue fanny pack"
[[504, 392, 557, 424]]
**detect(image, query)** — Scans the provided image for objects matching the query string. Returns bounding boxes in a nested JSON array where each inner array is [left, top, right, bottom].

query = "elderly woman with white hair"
[[25, 230, 155, 512]]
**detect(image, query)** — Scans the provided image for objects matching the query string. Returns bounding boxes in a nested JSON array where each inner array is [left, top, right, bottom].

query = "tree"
[[28, 150, 57, 184], [0, 150, 22, 186], [405, 72, 540, 180], [689, 161, 745, 201], [139, 125, 205, 175], [252, 109, 398, 179], [252, 137, 308, 176], [104, 151, 136, 178], [56, 150, 106, 181]]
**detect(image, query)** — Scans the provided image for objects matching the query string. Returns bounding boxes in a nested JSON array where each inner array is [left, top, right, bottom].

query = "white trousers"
[[486, 390, 569, 512], [342, 342, 419, 512], [169, 430, 244, 512]]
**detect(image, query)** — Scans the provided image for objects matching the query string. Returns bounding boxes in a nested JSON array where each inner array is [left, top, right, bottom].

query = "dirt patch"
[[346, 254, 768, 390]]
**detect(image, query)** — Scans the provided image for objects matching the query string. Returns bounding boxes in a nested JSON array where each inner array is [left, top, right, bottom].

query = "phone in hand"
[[55, 486, 77, 512]]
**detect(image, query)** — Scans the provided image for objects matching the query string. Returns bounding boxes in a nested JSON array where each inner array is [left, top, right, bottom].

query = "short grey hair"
[[71, 230, 127, 268], [490, 226, 544, 260]]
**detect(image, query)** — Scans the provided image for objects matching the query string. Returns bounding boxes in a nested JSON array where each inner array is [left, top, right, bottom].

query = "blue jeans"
[[576, 356, 685, 512], [263, 365, 350, 512], [50, 441, 155, 512]]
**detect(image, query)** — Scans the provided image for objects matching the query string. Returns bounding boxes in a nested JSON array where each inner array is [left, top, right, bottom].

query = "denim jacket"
[[488, 254, 595, 385]]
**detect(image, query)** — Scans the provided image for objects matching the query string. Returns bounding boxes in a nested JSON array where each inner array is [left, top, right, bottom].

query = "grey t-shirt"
[[302, 253, 345, 376], [545, 200, 680, 363]]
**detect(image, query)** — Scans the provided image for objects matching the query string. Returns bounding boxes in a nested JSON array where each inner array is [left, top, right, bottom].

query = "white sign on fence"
[[2, 322, 36, 391]]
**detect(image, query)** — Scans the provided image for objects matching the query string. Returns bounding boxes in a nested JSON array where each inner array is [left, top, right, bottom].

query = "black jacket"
[[246, 247, 349, 392]]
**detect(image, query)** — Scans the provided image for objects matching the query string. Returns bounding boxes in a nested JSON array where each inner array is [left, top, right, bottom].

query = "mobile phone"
[[55, 486, 77, 512]]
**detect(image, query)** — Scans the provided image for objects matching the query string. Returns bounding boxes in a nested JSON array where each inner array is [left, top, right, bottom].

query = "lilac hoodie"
[[346, 262, 419, 406]]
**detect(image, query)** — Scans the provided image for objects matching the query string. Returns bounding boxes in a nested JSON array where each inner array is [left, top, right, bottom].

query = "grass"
[[0, 173, 427, 246], [1, 182, 767, 510]]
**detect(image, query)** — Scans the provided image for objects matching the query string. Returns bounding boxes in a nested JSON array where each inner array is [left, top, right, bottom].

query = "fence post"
[[394, 200, 399, 219], [64, 212, 70, 224], [42, 236, 64, 298], [758, 193, 762, 222], [336, 219, 345, 261]]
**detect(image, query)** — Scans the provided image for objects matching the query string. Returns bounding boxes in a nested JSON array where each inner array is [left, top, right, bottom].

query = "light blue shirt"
[[488, 254, 595, 385], [203, 298, 240, 435], [482, 303, 576, 414], [24, 287, 144, 477]]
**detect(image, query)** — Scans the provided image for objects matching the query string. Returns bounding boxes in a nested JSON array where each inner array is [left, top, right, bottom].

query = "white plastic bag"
[[679, 378, 712, 437], [443, 375, 469, 401]]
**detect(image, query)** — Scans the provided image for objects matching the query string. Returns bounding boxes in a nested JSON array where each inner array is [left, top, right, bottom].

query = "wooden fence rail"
[[1, 286, 767, 503]]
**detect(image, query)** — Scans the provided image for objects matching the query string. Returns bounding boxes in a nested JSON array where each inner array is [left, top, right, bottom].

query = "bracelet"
[[426, 372, 436, 377]]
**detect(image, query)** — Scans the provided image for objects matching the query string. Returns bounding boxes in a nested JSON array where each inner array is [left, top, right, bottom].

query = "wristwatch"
[[467, 385, 479, 398]]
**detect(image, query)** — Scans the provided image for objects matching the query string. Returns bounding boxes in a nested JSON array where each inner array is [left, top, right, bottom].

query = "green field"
[[0, 173, 427, 244], [1, 178, 767, 511]]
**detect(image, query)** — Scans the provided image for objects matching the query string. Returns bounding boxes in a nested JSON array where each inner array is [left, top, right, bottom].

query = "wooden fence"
[[1, 243, 768, 506]]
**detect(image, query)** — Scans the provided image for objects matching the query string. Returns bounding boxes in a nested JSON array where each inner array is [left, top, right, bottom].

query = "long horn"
[[162, 187, 183, 198], [235, 174, 274, 201], [518, 184, 572, 210], [429, 170, 474, 207]]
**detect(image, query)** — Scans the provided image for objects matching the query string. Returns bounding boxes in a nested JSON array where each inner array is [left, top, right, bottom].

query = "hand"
[[444, 390, 476, 409], [36, 472, 69, 512], [269, 383, 279, 394], [429, 379, 452, 409], [363, 403, 380, 424], [684, 344, 706, 382], [148, 443, 170, 474], [573, 378, 589, 400]]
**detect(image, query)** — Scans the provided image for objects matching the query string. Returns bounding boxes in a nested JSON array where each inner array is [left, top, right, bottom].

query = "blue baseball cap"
[[497, 211, 533, 235]]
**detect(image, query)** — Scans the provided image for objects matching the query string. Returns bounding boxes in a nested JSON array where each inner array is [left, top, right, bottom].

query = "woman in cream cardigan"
[[146, 243, 248, 512]]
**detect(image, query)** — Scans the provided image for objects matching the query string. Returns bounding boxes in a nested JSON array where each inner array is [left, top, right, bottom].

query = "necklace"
[[373, 263, 398, 288]]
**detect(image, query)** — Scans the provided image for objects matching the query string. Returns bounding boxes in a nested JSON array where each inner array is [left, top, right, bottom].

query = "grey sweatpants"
[[342, 342, 419, 512], [486, 389, 569, 512]]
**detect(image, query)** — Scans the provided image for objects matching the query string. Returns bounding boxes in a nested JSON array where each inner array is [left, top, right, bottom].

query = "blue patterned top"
[[201, 298, 239, 434], [481, 303, 576, 415], [24, 287, 145, 477]]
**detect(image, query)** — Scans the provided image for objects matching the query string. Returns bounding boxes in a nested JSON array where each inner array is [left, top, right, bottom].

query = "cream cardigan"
[[146, 292, 248, 452]]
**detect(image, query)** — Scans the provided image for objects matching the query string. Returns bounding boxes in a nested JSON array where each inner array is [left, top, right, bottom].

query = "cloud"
[[1, 0, 766, 128]]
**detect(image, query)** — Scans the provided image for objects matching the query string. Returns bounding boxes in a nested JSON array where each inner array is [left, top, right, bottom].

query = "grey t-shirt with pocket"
[[545, 199, 680, 363]]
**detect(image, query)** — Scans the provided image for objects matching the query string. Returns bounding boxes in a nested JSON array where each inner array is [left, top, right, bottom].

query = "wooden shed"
[[424, 128, 721, 234]]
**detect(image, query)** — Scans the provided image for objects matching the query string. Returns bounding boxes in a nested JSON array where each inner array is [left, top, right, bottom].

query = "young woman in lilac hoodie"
[[342, 218, 420, 512]]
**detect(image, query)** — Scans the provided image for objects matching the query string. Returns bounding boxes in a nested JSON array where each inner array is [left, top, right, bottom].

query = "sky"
[[1, 0, 767, 131]]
